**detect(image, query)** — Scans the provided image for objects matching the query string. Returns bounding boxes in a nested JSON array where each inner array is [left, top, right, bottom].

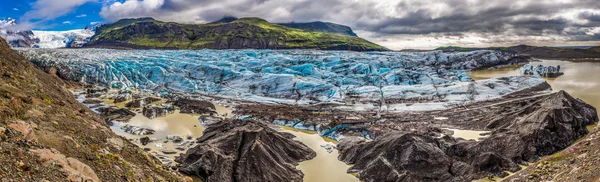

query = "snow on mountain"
[[17, 49, 541, 110], [32, 29, 95, 48], [0, 18, 95, 48], [0, 18, 39, 47]]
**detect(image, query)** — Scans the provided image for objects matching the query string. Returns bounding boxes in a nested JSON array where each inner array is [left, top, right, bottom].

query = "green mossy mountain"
[[86, 17, 388, 51], [277, 21, 358, 37]]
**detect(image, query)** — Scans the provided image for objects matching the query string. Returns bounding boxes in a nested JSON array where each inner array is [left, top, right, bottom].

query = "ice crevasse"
[[18, 49, 545, 106]]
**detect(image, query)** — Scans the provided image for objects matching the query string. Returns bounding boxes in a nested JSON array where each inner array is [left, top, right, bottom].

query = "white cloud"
[[62, 21, 73, 24], [13, 8, 19, 11], [98, 0, 600, 49], [90, 21, 101, 25], [21, 0, 94, 22], [76, 14, 87, 18]]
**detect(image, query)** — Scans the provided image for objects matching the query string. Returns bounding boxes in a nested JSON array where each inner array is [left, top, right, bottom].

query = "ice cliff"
[[18, 49, 540, 107]]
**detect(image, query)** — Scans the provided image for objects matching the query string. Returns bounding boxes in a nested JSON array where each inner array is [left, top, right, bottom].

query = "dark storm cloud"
[[100, 0, 600, 44]]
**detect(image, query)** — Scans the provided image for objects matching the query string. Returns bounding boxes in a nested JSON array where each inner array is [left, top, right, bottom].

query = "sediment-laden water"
[[469, 59, 600, 181], [280, 127, 359, 182], [470, 59, 600, 118]]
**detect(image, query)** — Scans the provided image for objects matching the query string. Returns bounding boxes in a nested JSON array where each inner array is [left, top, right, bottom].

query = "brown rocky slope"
[[0, 37, 183, 181]]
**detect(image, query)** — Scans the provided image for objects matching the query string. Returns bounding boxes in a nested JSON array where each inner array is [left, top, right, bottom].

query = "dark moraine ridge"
[[176, 119, 316, 182], [337, 90, 597, 182]]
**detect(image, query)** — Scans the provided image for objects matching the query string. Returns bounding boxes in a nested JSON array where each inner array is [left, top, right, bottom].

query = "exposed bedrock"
[[175, 120, 316, 182], [337, 91, 598, 182]]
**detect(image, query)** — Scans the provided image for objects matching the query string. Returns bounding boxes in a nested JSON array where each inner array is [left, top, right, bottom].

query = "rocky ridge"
[[176, 119, 316, 182]]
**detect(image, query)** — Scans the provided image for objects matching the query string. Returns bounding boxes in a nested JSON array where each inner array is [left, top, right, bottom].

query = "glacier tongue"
[[17, 49, 542, 108], [32, 29, 95, 48]]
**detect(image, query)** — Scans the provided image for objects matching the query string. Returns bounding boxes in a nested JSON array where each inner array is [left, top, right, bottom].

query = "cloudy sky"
[[2, 0, 600, 49]]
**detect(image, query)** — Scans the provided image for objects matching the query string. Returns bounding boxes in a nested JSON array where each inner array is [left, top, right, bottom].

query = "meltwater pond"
[[470, 59, 600, 111]]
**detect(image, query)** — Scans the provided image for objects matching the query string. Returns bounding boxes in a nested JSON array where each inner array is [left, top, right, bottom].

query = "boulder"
[[176, 120, 316, 182], [140, 137, 150, 146], [162, 150, 177, 155], [166, 135, 183, 143]]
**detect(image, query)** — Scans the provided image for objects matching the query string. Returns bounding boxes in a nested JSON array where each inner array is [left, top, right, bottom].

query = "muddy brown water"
[[99, 97, 356, 182], [469, 59, 600, 124], [469, 59, 600, 181], [280, 126, 359, 182], [87, 59, 600, 182]]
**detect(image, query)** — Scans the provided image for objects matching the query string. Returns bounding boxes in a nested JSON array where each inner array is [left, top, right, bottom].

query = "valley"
[[12, 46, 599, 181]]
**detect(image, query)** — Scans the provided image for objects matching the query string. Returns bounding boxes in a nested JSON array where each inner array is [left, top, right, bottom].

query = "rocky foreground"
[[0, 37, 183, 181], [176, 120, 316, 182], [13, 46, 600, 182], [235, 81, 598, 181]]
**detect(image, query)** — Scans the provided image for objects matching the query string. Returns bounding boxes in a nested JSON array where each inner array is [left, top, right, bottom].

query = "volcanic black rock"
[[176, 120, 316, 182], [126, 97, 162, 108], [172, 99, 216, 115], [337, 91, 598, 182], [97, 107, 136, 122], [140, 137, 150, 146], [142, 105, 174, 119]]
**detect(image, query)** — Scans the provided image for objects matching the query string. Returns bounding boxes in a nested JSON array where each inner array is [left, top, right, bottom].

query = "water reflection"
[[280, 126, 359, 182]]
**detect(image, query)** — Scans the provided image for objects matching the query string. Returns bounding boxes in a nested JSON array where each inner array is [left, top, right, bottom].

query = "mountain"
[[210, 17, 358, 36], [32, 29, 95, 48], [0, 37, 183, 181], [0, 19, 95, 48], [0, 18, 39, 48], [276, 21, 358, 37], [436, 45, 600, 60], [86, 17, 388, 51]]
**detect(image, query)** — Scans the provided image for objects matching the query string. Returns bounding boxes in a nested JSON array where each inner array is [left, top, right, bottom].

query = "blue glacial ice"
[[520, 63, 563, 77], [18, 49, 545, 109]]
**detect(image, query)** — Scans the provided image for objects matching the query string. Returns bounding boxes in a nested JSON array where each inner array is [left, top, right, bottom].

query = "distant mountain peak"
[[86, 17, 387, 51], [211, 16, 239, 24]]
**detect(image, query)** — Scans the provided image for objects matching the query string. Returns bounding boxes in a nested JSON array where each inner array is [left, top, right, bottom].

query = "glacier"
[[17, 48, 544, 110], [1, 18, 95, 48], [32, 29, 95, 48]]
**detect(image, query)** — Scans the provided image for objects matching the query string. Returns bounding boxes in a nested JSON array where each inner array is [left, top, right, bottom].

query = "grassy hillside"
[[277, 21, 358, 37], [87, 17, 388, 51]]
